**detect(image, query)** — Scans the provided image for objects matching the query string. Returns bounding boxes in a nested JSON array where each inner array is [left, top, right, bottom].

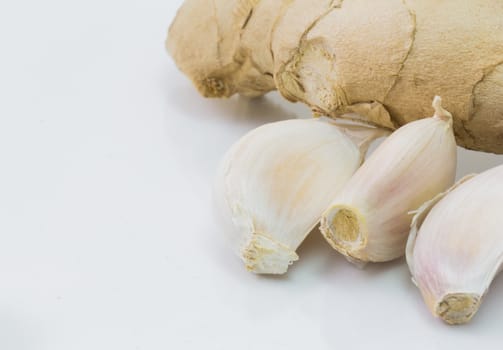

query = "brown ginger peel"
[[167, 0, 503, 153]]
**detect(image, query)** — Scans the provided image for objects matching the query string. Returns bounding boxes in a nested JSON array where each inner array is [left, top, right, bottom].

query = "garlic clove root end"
[[320, 205, 368, 262], [435, 293, 481, 325], [241, 234, 299, 274]]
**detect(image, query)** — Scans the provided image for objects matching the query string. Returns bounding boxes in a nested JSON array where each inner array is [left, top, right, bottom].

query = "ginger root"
[[166, 0, 503, 154]]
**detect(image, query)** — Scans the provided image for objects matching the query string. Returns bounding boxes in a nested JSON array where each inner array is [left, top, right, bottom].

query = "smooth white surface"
[[1, 1, 503, 349]]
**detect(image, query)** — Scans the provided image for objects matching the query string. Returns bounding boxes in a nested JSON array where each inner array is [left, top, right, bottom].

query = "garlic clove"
[[407, 166, 503, 324], [214, 118, 386, 274], [320, 97, 457, 264]]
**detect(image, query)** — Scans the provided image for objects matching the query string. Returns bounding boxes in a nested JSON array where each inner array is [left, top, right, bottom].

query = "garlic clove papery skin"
[[407, 166, 503, 325], [320, 97, 457, 264], [214, 118, 386, 274]]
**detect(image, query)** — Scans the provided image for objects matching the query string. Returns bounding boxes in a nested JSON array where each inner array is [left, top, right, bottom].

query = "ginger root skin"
[[167, 0, 503, 154]]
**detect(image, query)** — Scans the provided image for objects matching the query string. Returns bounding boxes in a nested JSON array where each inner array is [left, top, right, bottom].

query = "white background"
[[1, 1, 503, 349]]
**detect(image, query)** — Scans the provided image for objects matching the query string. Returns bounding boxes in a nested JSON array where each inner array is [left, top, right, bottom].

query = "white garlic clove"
[[320, 97, 457, 264], [407, 166, 503, 325], [214, 118, 387, 274]]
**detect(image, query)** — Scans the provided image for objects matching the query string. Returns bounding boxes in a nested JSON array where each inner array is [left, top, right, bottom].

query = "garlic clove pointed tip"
[[432, 95, 453, 123], [432, 95, 442, 110]]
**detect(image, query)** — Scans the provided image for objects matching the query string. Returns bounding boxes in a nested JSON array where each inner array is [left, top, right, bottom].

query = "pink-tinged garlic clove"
[[407, 166, 503, 324], [320, 97, 457, 264]]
